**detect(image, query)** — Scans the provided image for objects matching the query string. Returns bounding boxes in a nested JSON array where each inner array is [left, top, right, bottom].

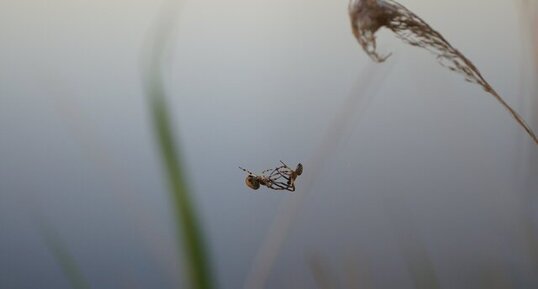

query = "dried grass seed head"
[[348, 0, 538, 145]]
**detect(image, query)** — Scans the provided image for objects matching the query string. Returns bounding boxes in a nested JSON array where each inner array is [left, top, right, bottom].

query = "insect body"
[[239, 161, 303, 192], [238, 166, 286, 191], [239, 168, 271, 190], [272, 161, 303, 192]]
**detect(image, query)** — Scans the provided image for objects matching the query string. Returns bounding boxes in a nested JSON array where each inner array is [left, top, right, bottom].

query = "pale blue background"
[[1, 0, 537, 288]]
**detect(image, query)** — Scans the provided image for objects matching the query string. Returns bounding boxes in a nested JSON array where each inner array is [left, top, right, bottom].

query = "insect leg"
[[239, 166, 255, 175]]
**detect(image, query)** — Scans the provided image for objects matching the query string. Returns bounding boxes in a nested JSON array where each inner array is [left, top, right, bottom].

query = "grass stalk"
[[142, 1, 214, 288], [147, 88, 214, 289], [39, 221, 91, 289]]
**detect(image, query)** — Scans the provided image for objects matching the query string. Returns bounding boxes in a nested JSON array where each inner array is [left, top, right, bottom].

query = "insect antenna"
[[261, 168, 276, 175], [238, 166, 255, 175]]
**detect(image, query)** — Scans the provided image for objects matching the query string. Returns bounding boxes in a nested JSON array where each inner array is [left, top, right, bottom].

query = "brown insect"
[[239, 161, 303, 192], [273, 161, 303, 192]]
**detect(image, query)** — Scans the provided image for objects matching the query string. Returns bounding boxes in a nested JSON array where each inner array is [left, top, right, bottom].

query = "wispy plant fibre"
[[349, 0, 538, 145]]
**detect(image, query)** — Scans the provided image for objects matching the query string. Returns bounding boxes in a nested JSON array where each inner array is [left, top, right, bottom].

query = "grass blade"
[[142, 1, 214, 288], [39, 221, 91, 289], [148, 90, 214, 289]]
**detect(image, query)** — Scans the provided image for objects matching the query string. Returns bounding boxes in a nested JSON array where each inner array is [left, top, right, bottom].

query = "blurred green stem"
[[143, 1, 214, 288], [148, 88, 214, 289], [39, 221, 91, 289]]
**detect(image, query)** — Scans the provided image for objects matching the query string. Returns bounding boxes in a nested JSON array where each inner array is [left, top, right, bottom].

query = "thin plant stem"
[[38, 221, 91, 289], [142, 0, 214, 288]]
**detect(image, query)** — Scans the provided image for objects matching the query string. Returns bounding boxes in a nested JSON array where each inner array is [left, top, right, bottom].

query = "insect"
[[239, 161, 303, 192], [272, 161, 303, 192]]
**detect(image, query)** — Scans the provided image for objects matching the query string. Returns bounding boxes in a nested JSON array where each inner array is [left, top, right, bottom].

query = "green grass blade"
[[142, 2, 214, 287], [148, 88, 214, 289], [39, 222, 91, 289]]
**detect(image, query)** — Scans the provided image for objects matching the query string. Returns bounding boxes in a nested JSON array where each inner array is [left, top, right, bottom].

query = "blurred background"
[[1, 0, 537, 288]]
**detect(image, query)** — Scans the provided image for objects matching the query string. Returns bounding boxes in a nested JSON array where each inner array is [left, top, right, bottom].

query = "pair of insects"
[[239, 161, 303, 192]]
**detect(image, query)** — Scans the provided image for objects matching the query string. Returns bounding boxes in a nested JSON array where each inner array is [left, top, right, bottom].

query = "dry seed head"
[[349, 0, 538, 145]]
